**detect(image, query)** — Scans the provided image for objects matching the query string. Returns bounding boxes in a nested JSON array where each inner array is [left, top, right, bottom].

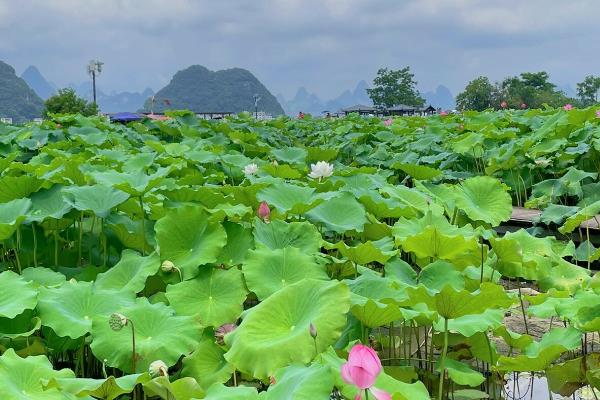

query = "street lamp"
[[87, 60, 104, 105], [253, 94, 261, 119]]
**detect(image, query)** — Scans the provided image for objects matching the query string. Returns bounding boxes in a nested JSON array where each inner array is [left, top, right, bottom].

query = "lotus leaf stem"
[[130, 320, 136, 373], [32, 222, 37, 267], [517, 284, 529, 335], [78, 211, 84, 265], [437, 318, 449, 400], [139, 196, 146, 255]]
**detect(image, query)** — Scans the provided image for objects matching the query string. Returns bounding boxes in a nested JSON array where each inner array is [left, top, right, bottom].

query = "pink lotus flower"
[[520, 103, 527, 109], [439, 111, 448, 116], [215, 323, 237, 345], [563, 103, 573, 111], [257, 201, 270, 223], [596, 109, 600, 118], [341, 344, 391, 400], [500, 101, 508, 109], [383, 118, 392, 126]]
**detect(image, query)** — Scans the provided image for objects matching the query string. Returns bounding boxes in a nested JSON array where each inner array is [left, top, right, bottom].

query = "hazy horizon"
[[1, 0, 599, 99]]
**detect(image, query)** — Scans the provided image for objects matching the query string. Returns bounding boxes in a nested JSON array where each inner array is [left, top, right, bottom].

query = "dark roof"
[[387, 104, 418, 111], [341, 104, 376, 112]]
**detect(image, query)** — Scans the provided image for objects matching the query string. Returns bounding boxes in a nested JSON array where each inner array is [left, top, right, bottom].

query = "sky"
[[1, 0, 599, 100]]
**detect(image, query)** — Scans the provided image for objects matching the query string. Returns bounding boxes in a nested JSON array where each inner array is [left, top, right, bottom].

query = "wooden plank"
[[510, 207, 600, 230]]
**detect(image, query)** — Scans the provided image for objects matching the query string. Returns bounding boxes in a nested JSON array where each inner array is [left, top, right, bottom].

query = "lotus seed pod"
[[149, 360, 169, 378], [161, 260, 176, 273], [109, 312, 128, 331], [215, 323, 237, 345], [309, 322, 317, 339]]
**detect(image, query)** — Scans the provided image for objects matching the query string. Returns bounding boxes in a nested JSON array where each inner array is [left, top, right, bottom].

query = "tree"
[[367, 67, 424, 109], [498, 72, 569, 109], [455, 76, 497, 111], [43, 88, 98, 117], [576, 75, 600, 106]]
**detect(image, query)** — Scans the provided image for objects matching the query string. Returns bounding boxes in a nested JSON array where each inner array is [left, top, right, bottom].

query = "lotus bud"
[[109, 312, 128, 331], [149, 360, 169, 378], [309, 322, 317, 339], [257, 201, 270, 223], [161, 260, 176, 273], [215, 323, 237, 345], [272, 160, 279, 166], [269, 376, 276, 385]]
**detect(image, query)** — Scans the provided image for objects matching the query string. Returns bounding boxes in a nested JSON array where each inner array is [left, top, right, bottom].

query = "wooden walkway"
[[511, 207, 600, 230]]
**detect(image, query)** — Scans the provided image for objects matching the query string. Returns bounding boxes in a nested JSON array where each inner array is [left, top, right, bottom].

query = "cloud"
[[0, 0, 599, 99]]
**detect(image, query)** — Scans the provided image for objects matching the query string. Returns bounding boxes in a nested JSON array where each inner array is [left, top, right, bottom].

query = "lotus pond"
[[0, 108, 600, 399]]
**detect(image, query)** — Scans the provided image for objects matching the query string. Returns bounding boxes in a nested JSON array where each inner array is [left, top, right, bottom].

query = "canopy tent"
[[109, 112, 143, 122]]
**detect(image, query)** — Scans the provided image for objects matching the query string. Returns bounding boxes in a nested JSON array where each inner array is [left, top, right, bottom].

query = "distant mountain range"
[[277, 81, 455, 116], [68, 81, 155, 113], [21, 66, 56, 100], [0, 61, 44, 123], [141, 65, 285, 115]]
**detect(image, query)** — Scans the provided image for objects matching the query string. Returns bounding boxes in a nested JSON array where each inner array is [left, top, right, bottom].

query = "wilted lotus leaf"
[[0, 198, 31, 240], [62, 184, 130, 218], [224, 279, 350, 379], [496, 327, 581, 371], [44, 373, 151, 400], [91, 297, 203, 373], [306, 192, 367, 234], [0, 348, 75, 399], [166, 267, 247, 327], [155, 205, 227, 280], [181, 331, 234, 389], [261, 363, 334, 400], [453, 176, 512, 226], [0, 270, 38, 318], [37, 280, 135, 339], [95, 250, 160, 294], [253, 218, 322, 253]]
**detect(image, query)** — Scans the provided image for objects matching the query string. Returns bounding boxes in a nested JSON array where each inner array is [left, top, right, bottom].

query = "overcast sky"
[[1, 0, 599, 99]]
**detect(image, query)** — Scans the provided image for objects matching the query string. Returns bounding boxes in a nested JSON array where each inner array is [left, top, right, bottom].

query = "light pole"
[[87, 60, 104, 105], [253, 94, 261, 119]]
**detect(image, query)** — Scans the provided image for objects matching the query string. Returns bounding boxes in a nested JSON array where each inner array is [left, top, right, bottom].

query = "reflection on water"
[[503, 373, 597, 400]]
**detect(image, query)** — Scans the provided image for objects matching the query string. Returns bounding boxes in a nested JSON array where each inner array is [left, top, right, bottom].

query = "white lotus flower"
[[308, 161, 334, 180], [243, 163, 259, 176], [149, 360, 168, 378]]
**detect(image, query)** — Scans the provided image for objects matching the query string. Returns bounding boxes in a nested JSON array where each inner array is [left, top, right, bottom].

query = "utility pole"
[[87, 60, 104, 105], [253, 93, 261, 120]]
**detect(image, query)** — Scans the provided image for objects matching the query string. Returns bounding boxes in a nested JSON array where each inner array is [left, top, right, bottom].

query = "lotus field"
[[1, 108, 600, 399]]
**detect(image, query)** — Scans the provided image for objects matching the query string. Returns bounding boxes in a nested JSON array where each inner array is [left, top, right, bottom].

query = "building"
[[340, 104, 378, 116], [0, 117, 13, 124]]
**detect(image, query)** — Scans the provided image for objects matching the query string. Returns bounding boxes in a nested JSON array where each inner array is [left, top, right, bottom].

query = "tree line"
[[366, 67, 600, 111]]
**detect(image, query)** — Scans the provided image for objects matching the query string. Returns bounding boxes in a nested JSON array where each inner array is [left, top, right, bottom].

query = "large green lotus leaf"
[[253, 219, 322, 254], [262, 363, 334, 400], [88, 169, 167, 195], [454, 176, 512, 226], [434, 308, 504, 337], [496, 327, 582, 372], [45, 373, 150, 400], [546, 354, 600, 397], [28, 185, 73, 222], [346, 271, 408, 303], [571, 303, 600, 332], [271, 146, 307, 164], [438, 358, 485, 387], [537, 259, 590, 293], [0, 198, 32, 240], [418, 260, 465, 292], [143, 376, 204, 400], [0, 309, 41, 338], [328, 237, 396, 265], [392, 162, 443, 180], [106, 214, 152, 253], [206, 203, 253, 222], [435, 284, 513, 319], [306, 192, 367, 234], [68, 126, 108, 145], [21, 267, 66, 288], [320, 347, 430, 400], [95, 250, 160, 293], [492, 326, 533, 351], [181, 331, 234, 390], [243, 247, 328, 301], [155, 205, 227, 280], [350, 297, 402, 327], [379, 184, 433, 216], [261, 163, 302, 179], [224, 279, 350, 379], [91, 297, 203, 373], [257, 182, 318, 214], [63, 184, 130, 218], [202, 383, 259, 400], [537, 204, 579, 225], [216, 221, 254, 265], [402, 226, 480, 266], [559, 200, 600, 234], [384, 257, 417, 286], [0, 175, 42, 202], [0, 270, 38, 318], [37, 280, 135, 339], [166, 267, 247, 327], [0, 348, 75, 400]]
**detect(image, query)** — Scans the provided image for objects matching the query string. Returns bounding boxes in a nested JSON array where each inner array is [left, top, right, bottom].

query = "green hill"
[[142, 65, 284, 115], [0, 61, 44, 123]]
